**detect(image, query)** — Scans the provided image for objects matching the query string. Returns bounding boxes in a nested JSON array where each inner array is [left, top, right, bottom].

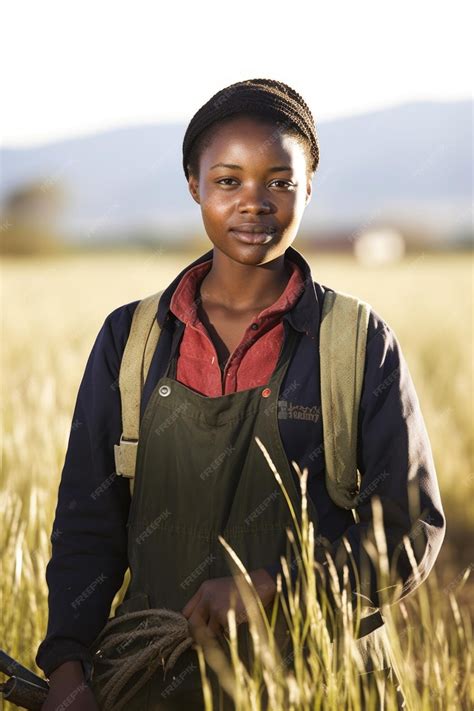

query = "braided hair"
[[182, 78, 319, 182]]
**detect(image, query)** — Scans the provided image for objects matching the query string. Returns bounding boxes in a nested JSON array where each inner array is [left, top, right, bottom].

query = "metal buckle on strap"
[[114, 435, 138, 479]]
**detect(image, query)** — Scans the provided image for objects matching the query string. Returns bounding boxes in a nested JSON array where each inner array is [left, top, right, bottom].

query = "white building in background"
[[354, 227, 406, 265]]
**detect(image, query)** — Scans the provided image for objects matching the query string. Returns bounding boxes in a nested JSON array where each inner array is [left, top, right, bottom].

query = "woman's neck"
[[200, 249, 292, 313]]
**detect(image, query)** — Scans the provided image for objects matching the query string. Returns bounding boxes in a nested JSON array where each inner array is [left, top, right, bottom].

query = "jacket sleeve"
[[35, 302, 138, 678], [265, 308, 446, 611]]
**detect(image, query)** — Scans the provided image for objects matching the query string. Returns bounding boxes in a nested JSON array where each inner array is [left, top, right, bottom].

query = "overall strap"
[[113, 290, 164, 495], [319, 289, 371, 510]]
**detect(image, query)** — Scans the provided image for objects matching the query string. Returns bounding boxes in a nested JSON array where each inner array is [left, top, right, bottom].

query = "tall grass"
[[190, 437, 472, 711]]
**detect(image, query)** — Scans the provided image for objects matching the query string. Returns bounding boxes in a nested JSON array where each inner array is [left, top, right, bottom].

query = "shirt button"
[[251, 323, 259, 330]]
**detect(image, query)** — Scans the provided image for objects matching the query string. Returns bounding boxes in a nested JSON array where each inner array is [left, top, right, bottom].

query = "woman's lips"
[[229, 227, 276, 245]]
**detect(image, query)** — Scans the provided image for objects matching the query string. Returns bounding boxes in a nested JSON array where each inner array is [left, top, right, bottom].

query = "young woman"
[[37, 79, 445, 710]]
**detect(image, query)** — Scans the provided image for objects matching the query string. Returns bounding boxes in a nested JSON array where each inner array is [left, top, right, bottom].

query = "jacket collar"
[[156, 244, 321, 339]]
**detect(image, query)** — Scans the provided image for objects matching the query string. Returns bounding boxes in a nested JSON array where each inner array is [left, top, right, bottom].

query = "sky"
[[1, 0, 472, 148]]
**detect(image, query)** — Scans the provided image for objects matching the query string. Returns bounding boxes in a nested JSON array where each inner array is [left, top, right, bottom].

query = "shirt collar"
[[156, 244, 321, 338]]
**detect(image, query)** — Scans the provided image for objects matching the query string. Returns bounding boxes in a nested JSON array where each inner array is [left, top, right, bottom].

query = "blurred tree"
[[0, 179, 68, 255]]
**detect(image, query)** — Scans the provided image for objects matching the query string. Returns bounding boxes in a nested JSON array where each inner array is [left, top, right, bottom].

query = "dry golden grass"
[[1, 247, 473, 709]]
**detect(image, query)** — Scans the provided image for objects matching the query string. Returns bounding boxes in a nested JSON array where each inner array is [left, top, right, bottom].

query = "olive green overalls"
[[97, 322, 315, 709], [91, 319, 402, 710]]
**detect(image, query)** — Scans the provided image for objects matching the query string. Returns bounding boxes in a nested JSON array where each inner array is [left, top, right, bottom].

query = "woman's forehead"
[[201, 118, 306, 166], [208, 113, 285, 140]]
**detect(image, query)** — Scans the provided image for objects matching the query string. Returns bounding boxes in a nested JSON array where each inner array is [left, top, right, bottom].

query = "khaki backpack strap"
[[114, 290, 164, 495], [319, 290, 371, 510]]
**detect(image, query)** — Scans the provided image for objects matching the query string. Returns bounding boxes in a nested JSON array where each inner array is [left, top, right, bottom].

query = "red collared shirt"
[[169, 257, 306, 396]]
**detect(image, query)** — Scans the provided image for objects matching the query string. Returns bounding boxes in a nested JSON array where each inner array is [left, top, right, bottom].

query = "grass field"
[[1, 248, 473, 709]]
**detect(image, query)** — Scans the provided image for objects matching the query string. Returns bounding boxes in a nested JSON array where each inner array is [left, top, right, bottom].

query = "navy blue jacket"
[[35, 245, 446, 677]]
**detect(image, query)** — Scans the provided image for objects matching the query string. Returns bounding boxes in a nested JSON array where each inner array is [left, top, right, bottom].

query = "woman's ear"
[[188, 173, 201, 205], [305, 178, 313, 206]]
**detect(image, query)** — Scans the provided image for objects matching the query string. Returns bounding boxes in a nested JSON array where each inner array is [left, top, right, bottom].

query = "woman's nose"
[[238, 187, 272, 213]]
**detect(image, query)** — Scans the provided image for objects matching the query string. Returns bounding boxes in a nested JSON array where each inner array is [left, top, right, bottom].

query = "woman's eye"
[[271, 180, 294, 189], [216, 178, 238, 186]]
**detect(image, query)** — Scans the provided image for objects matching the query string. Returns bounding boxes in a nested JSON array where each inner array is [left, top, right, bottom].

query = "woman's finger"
[[207, 612, 223, 638], [181, 586, 203, 618], [187, 602, 210, 639]]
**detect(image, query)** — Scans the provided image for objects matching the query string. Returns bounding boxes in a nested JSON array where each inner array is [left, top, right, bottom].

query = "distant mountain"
[[1, 100, 471, 242]]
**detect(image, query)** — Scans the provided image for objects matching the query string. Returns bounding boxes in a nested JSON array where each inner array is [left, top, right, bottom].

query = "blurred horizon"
[[1, 98, 472, 257]]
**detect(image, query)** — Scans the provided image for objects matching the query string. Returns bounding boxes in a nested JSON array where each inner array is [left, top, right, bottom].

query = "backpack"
[[113, 288, 370, 511]]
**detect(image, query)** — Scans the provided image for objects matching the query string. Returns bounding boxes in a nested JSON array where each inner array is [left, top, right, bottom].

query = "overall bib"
[[91, 321, 399, 710]]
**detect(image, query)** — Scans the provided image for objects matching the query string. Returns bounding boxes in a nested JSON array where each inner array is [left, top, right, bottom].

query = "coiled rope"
[[91, 608, 196, 711]]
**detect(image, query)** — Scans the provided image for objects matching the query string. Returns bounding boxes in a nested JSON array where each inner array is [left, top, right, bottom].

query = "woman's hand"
[[41, 661, 100, 711], [181, 568, 277, 642]]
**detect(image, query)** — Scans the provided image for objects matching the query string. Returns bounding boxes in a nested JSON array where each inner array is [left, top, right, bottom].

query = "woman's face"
[[187, 115, 313, 266]]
